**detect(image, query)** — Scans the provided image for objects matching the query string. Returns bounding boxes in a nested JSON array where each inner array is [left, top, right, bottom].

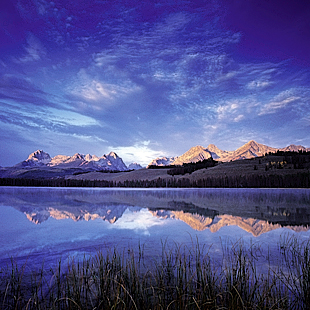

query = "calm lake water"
[[0, 187, 310, 271]]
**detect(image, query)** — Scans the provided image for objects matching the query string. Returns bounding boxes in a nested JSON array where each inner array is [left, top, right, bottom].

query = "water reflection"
[[1, 187, 309, 308], [0, 187, 310, 230]]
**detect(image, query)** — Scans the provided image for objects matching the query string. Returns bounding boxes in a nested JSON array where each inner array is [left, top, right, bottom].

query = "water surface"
[[0, 187, 309, 270]]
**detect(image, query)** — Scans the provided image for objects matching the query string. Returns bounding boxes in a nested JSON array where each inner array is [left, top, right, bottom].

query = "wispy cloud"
[[247, 80, 272, 89], [0, 99, 100, 132], [214, 97, 258, 123], [90, 11, 241, 111], [259, 90, 300, 115], [15, 33, 45, 63], [0, 74, 57, 107], [68, 69, 141, 110]]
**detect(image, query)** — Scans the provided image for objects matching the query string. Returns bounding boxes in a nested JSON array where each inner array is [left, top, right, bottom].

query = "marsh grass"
[[0, 237, 310, 309]]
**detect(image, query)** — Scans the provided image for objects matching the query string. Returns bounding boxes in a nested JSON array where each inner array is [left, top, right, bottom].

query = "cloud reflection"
[[112, 209, 167, 235]]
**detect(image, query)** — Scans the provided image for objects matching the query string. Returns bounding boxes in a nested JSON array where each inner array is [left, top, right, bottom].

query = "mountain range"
[[148, 140, 310, 166], [2, 140, 309, 172], [15, 150, 130, 171]]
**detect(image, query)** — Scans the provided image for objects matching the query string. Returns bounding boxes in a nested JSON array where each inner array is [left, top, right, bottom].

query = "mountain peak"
[[232, 140, 277, 160], [107, 151, 118, 159], [189, 145, 206, 152], [172, 145, 212, 165], [207, 143, 218, 149], [15, 150, 52, 167], [27, 150, 51, 161], [246, 140, 259, 146], [72, 153, 84, 159]]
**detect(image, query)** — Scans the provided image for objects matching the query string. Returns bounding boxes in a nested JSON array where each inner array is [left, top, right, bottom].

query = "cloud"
[[0, 98, 101, 135], [259, 90, 300, 115], [16, 33, 46, 62], [232, 62, 281, 92], [68, 69, 140, 109], [113, 209, 166, 232], [0, 74, 73, 110], [247, 80, 272, 89], [46, 108, 101, 127], [217, 101, 239, 120], [111, 141, 167, 166], [300, 115, 310, 127], [233, 114, 245, 122], [90, 10, 241, 109], [215, 98, 258, 122], [93, 51, 119, 67]]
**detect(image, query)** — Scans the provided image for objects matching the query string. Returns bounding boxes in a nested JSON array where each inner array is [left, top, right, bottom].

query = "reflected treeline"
[[0, 188, 309, 235], [264, 205, 310, 226]]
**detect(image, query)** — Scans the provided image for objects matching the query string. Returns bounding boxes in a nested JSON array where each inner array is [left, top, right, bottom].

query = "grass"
[[1, 237, 310, 309]]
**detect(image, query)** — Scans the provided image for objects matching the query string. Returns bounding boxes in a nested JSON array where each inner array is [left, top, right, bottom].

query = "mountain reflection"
[[0, 187, 309, 236]]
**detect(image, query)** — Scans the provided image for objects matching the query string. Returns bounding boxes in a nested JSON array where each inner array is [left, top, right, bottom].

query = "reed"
[[0, 236, 309, 309]]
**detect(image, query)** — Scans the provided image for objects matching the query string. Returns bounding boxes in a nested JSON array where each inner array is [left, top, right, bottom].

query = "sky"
[[1, 0, 310, 167]]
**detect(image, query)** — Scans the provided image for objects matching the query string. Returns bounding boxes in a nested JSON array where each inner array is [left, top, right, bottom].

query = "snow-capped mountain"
[[148, 140, 309, 166], [148, 156, 176, 167], [101, 152, 128, 171], [16, 150, 52, 167], [128, 163, 143, 170], [16, 150, 128, 171]]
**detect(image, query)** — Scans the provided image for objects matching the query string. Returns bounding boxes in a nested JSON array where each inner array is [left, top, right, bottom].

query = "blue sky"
[[1, 0, 310, 166]]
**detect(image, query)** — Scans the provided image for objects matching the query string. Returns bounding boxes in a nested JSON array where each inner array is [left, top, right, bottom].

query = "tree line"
[[0, 172, 309, 188], [147, 158, 218, 175], [167, 158, 217, 176]]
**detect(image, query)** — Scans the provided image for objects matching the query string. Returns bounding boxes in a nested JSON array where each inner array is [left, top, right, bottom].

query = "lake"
[[0, 186, 309, 271]]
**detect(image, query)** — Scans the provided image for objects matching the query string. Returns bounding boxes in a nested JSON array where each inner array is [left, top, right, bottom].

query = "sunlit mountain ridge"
[[149, 140, 310, 166]]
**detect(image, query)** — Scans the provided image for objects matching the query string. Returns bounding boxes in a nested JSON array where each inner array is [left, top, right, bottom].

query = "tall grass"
[[0, 236, 310, 309]]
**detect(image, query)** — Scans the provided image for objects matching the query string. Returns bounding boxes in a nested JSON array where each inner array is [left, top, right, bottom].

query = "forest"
[[0, 172, 309, 188]]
